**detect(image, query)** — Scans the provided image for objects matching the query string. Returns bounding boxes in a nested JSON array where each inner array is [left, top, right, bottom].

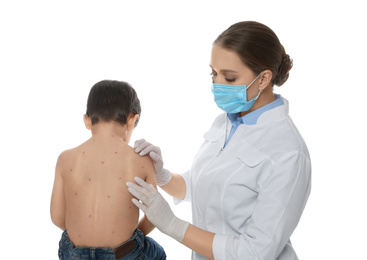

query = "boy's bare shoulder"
[[57, 144, 82, 160], [55, 144, 84, 171], [123, 145, 155, 180], [125, 145, 154, 169]]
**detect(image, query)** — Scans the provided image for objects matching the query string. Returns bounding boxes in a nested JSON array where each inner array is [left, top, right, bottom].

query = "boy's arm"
[[50, 153, 66, 230], [137, 215, 155, 235], [136, 156, 157, 235]]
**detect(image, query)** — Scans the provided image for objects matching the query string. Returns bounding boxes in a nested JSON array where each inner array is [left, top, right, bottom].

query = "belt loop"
[[90, 248, 95, 260], [137, 229, 145, 249]]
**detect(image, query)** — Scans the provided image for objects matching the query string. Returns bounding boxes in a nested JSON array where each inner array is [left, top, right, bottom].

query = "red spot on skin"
[[70, 169, 72, 172], [108, 195, 110, 198], [119, 177, 122, 180], [89, 214, 92, 218], [88, 178, 91, 181], [141, 166, 144, 169], [129, 206, 131, 209], [115, 152, 117, 154], [75, 193, 77, 196], [93, 139, 95, 141], [112, 231, 115, 234], [78, 234, 81, 238], [82, 151, 85, 154], [101, 161, 104, 164]]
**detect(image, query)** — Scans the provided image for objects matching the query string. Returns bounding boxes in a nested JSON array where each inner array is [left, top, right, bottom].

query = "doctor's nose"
[[212, 75, 227, 85]]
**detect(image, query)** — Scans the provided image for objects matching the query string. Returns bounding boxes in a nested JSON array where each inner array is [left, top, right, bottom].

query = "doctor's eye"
[[225, 77, 236, 82]]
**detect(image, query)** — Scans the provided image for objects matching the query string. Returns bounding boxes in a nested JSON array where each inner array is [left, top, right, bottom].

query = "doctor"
[[127, 21, 311, 260]]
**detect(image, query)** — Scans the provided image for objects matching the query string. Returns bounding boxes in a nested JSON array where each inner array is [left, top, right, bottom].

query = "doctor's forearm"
[[182, 224, 215, 260], [160, 173, 186, 200]]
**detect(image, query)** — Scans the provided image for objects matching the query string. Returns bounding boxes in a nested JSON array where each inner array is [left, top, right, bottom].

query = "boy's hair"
[[86, 80, 141, 127]]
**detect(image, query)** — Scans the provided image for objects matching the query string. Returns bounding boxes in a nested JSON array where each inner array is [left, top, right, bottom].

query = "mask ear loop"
[[254, 89, 262, 100], [246, 72, 263, 90], [246, 71, 264, 101]]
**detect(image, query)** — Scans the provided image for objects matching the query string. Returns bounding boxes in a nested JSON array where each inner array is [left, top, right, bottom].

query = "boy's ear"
[[127, 113, 139, 130], [83, 114, 92, 130]]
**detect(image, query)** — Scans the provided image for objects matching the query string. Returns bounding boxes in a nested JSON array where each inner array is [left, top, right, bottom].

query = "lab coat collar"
[[239, 94, 284, 125], [227, 94, 287, 126], [256, 95, 289, 125]]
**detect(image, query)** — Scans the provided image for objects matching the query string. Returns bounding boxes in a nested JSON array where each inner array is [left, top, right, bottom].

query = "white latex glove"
[[127, 177, 189, 242], [134, 139, 172, 186]]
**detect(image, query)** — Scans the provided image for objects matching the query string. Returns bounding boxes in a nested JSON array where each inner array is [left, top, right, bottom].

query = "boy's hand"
[[127, 177, 189, 242], [134, 139, 172, 186]]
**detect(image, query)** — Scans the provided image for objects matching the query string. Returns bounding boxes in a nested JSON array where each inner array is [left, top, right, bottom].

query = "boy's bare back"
[[52, 134, 155, 248]]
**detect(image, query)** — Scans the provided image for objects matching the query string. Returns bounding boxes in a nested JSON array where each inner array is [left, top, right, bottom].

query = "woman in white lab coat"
[[127, 21, 311, 260]]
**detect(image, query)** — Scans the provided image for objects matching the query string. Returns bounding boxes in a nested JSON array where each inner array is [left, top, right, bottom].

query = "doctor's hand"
[[127, 177, 189, 242], [134, 139, 172, 186]]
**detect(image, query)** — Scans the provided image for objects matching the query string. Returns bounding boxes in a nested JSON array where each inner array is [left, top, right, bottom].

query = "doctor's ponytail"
[[214, 21, 293, 87]]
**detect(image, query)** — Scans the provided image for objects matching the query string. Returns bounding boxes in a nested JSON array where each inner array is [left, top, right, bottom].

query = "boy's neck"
[[90, 122, 130, 143]]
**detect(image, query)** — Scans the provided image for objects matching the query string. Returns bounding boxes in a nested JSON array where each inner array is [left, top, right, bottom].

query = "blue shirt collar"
[[227, 94, 283, 126]]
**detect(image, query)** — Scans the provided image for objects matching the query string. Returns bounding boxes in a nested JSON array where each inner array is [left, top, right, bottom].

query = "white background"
[[1, 0, 366, 259]]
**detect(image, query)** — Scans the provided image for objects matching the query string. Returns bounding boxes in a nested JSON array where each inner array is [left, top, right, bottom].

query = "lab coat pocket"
[[236, 147, 266, 168]]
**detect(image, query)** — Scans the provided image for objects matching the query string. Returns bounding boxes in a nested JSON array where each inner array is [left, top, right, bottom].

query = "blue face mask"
[[211, 72, 263, 113]]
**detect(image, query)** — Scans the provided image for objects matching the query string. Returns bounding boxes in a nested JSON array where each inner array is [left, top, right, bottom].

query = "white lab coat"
[[178, 97, 311, 260]]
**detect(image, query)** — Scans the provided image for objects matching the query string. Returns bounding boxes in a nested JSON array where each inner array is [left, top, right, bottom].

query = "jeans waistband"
[[60, 229, 145, 259]]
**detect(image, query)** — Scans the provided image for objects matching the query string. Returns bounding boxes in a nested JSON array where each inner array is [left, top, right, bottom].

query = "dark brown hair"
[[86, 80, 141, 127], [214, 21, 293, 86]]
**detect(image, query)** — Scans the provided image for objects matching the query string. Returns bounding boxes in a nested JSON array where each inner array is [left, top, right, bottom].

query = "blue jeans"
[[58, 229, 166, 260]]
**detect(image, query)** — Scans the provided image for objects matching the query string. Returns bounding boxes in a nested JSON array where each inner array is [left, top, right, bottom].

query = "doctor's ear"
[[83, 114, 92, 130], [259, 70, 273, 90]]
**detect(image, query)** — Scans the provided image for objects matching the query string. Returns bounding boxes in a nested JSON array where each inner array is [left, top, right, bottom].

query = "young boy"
[[51, 80, 166, 259]]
